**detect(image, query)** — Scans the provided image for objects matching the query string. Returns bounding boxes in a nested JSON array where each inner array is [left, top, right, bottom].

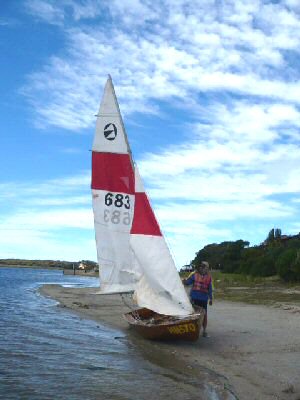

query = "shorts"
[[192, 299, 208, 311]]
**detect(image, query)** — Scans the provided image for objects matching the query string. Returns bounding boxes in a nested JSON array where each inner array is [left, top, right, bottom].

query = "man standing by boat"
[[183, 261, 213, 337]]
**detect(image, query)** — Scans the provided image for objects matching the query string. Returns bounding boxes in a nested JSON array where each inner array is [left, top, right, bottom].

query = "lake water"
[[0, 268, 235, 400]]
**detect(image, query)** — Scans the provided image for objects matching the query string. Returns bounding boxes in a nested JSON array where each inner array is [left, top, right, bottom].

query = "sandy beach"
[[40, 284, 300, 400]]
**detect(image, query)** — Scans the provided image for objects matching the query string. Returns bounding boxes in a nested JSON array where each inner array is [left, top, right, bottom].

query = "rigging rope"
[[120, 293, 142, 321]]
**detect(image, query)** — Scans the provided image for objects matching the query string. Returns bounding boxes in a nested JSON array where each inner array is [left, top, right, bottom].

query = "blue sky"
[[1, 0, 300, 266]]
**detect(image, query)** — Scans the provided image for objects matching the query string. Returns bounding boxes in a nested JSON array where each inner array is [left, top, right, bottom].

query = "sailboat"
[[91, 76, 204, 341]]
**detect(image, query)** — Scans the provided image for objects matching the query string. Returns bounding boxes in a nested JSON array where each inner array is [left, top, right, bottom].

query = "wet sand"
[[40, 284, 300, 400]]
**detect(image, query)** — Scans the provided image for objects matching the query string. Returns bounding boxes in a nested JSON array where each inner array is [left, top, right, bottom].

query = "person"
[[183, 261, 213, 337]]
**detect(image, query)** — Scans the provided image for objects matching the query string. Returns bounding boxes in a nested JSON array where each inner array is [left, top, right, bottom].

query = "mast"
[[108, 75, 135, 169]]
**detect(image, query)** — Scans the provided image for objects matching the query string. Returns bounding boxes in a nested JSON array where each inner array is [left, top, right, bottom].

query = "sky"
[[1, 0, 300, 267]]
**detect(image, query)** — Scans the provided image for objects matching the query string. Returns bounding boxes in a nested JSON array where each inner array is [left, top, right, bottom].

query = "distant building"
[[78, 262, 87, 270], [280, 235, 289, 241], [281, 233, 300, 242]]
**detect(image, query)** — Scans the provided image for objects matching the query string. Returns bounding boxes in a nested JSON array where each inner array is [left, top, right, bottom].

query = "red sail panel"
[[131, 193, 162, 236], [92, 152, 135, 194]]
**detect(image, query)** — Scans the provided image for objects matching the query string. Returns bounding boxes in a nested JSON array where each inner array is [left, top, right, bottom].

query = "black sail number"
[[124, 195, 130, 209], [105, 192, 130, 209], [104, 192, 113, 206], [103, 192, 131, 226]]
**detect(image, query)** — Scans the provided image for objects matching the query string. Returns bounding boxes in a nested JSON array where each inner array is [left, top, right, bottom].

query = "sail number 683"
[[104, 193, 130, 209]]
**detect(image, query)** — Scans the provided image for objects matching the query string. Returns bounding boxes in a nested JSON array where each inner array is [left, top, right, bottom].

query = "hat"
[[201, 261, 209, 270]]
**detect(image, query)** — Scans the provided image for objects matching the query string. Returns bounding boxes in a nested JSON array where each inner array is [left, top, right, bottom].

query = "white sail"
[[92, 76, 140, 293], [92, 76, 193, 315], [130, 167, 193, 316]]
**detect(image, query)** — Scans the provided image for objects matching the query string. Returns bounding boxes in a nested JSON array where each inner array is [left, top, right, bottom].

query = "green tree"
[[192, 240, 249, 272], [275, 249, 297, 281], [291, 251, 300, 281], [266, 228, 275, 243], [274, 228, 282, 239]]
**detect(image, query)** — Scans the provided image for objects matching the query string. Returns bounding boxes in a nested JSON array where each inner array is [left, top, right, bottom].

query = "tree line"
[[191, 229, 300, 282]]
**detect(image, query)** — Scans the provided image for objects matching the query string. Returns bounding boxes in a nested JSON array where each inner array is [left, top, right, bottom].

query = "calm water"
[[0, 268, 234, 400]]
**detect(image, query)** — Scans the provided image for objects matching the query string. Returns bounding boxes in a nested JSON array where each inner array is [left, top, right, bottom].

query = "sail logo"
[[104, 123, 117, 140]]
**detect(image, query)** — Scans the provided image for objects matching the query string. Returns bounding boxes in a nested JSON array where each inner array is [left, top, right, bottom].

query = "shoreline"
[[40, 284, 300, 400], [0, 264, 63, 270], [0, 265, 98, 277], [62, 269, 98, 277]]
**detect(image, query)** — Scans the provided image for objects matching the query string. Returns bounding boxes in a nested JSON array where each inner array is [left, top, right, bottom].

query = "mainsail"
[[92, 76, 193, 316]]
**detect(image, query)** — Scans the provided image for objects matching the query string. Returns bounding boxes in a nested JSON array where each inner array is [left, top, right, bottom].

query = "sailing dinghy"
[[91, 76, 204, 341]]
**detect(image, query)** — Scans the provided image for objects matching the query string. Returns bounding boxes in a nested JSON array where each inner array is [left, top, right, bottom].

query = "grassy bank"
[[211, 271, 300, 305], [181, 270, 300, 305]]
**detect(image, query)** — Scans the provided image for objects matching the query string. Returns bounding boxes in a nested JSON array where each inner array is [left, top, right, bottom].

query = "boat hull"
[[123, 308, 204, 341]]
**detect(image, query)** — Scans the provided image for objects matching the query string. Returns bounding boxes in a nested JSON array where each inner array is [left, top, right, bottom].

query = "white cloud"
[[2, 208, 93, 230], [22, 0, 300, 130], [0, 228, 96, 261], [0, 173, 90, 206], [139, 101, 300, 193], [106, 0, 156, 26], [60, 147, 84, 154], [25, 0, 65, 25], [70, 0, 102, 21], [0, 171, 96, 261], [156, 200, 293, 225], [28, 195, 91, 206]]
